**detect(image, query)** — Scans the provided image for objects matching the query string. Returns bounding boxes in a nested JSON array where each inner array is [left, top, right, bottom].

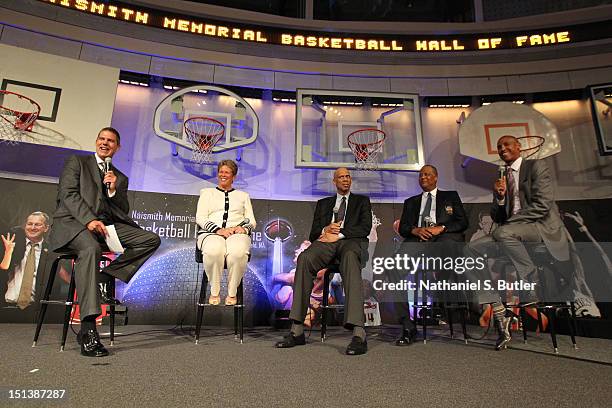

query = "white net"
[[347, 128, 386, 170], [518, 135, 545, 159], [0, 91, 40, 145], [183, 117, 225, 164]]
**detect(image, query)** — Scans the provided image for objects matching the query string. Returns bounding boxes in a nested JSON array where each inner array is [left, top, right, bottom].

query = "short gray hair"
[[28, 211, 50, 226]]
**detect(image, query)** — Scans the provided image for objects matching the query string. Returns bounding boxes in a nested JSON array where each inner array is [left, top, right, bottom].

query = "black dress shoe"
[[346, 336, 367, 355], [275, 333, 306, 348], [98, 283, 121, 305], [395, 328, 417, 346], [79, 329, 109, 357]]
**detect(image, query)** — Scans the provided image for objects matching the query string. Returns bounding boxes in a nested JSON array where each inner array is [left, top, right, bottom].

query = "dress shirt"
[[5, 239, 43, 304]]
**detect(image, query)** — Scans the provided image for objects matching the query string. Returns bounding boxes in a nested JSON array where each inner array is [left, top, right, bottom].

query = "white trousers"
[[198, 234, 251, 297]]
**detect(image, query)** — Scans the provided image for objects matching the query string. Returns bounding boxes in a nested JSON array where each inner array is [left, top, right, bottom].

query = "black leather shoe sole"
[[275, 333, 306, 348], [395, 330, 417, 346], [346, 337, 367, 355], [81, 345, 109, 357], [79, 330, 109, 357], [100, 295, 122, 305]]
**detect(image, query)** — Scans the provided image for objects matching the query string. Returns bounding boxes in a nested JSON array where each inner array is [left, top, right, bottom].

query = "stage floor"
[[2, 324, 611, 407]]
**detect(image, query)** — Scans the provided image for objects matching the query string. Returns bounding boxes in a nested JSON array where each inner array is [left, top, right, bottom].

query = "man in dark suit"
[[275, 167, 372, 355], [468, 135, 569, 350], [48, 127, 161, 357], [1, 212, 61, 314], [395, 164, 468, 345]]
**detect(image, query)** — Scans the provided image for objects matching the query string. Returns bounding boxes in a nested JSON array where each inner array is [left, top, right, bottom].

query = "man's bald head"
[[333, 167, 352, 195], [496, 135, 521, 164]]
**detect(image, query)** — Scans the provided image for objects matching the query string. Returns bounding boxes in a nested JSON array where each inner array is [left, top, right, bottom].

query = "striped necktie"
[[335, 196, 346, 222], [506, 165, 520, 215]]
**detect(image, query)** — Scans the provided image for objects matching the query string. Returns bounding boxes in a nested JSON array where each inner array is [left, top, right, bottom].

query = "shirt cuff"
[[108, 190, 116, 198], [338, 233, 345, 239]]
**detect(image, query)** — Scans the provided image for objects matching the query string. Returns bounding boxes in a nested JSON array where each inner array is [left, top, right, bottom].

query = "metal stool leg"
[[411, 300, 418, 343], [60, 273, 77, 352], [447, 303, 454, 339], [33, 256, 64, 347], [239, 305, 244, 344], [235, 282, 243, 342], [421, 272, 427, 344], [321, 270, 331, 342], [547, 307, 559, 353], [234, 307, 239, 338], [536, 307, 545, 335], [460, 304, 468, 344], [520, 307, 528, 344], [412, 270, 420, 343], [108, 279, 116, 346], [194, 273, 208, 344], [569, 302, 578, 349]]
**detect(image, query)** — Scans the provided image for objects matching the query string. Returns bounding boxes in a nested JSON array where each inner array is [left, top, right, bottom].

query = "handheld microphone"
[[237, 218, 250, 227], [103, 157, 112, 193], [332, 208, 339, 223], [497, 165, 506, 180]]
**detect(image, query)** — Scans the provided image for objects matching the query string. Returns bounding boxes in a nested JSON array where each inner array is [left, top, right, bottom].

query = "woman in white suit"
[[196, 160, 256, 305]]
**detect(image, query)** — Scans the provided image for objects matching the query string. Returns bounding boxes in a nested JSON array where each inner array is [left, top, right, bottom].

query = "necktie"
[[506, 166, 520, 215], [420, 192, 432, 227], [336, 196, 346, 223], [17, 242, 37, 309]]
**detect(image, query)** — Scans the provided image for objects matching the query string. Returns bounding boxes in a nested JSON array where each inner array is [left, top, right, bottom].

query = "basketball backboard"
[[588, 84, 612, 155], [153, 84, 259, 154], [0, 44, 118, 150], [295, 89, 425, 171], [458, 102, 561, 164]]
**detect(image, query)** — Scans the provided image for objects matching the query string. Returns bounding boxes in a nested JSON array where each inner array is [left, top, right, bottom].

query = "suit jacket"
[[491, 159, 568, 260], [48, 154, 138, 252], [399, 189, 468, 242], [308, 193, 372, 244]]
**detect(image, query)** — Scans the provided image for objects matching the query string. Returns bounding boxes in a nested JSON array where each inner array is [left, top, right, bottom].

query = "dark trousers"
[[393, 234, 463, 331], [289, 239, 365, 328], [60, 222, 160, 319]]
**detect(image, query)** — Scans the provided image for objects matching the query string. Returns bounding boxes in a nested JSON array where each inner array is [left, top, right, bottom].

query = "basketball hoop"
[[347, 128, 386, 170], [184, 117, 225, 164], [0, 90, 41, 145], [518, 135, 545, 159]]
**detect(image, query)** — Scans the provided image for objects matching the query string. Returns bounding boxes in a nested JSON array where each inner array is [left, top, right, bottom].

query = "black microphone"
[[103, 157, 112, 194], [237, 218, 250, 227]]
